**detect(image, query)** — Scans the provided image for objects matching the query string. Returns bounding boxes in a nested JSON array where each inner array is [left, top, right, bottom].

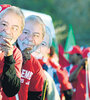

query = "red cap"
[[65, 45, 82, 55], [82, 47, 90, 58], [0, 4, 11, 13]]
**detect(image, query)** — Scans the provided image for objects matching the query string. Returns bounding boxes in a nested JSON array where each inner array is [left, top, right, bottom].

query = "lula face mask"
[[0, 31, 13, 43], [17, 38, 39, 54]]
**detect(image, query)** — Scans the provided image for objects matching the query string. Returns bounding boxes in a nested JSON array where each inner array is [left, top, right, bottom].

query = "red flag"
[[58, 44, 70, 67]]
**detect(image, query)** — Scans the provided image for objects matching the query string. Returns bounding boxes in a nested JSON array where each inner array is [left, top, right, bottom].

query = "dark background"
[[0, 0, 90, 47]]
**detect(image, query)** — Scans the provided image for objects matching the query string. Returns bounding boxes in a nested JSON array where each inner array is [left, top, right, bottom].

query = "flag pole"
[[85, 52, 90, 100], [87, 53, 90, 98]]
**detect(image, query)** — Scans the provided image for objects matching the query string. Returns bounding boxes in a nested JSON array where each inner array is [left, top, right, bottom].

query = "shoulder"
[[13, 45, 22, 60], [30, 55, 43, 73]]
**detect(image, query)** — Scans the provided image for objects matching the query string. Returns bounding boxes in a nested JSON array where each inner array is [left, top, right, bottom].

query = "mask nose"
[[4, 26, 13, 37], [27, 34, 34, 42]]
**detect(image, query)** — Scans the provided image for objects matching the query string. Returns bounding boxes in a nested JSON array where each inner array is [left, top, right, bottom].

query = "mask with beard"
[[17, 38, 39, 54]]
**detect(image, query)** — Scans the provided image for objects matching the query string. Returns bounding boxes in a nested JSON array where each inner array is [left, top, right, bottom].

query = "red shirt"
[[57, 68, 72, 91], [0, 46, 22, 100], [38, 58, 45, 66], [11, 55, 46, 100], [70, 65, 90, 100]]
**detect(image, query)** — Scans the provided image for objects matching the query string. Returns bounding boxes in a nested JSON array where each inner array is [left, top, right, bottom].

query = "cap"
[[82, 47, 90, 58], [65, 45, 82, 55], [0, 4, 11, 13]]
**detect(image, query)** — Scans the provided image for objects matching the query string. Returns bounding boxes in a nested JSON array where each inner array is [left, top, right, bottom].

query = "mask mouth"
[[22, 39, 34, 45], [0, 31, 13, 44], [18, 38, 37, 52], [22, 40, 35, 49], [23, 43, 34, 49], [0, 31, 12, 39]]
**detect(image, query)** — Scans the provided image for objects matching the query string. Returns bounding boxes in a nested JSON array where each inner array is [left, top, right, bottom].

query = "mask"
[[17, 38, 39, 53], [0, 31, 12, 43]]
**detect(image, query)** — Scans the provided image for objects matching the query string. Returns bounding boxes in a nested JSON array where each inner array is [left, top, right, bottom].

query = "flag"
[[64, 24, 76, 59], [58, 44, 70, 68]]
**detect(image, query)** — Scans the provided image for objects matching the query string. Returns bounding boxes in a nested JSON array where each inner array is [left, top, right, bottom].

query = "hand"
[[79, 58, 87, 68], [0, 38, 13, 56], [22, 48, 32, 64]]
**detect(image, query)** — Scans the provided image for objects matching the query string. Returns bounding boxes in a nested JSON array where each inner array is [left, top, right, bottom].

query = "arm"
[[63, 89, 73, 100], [0, 38, 22, 97], [69, 59, 86, 82], [1, 55, 20, 97], [57, 69, 73, 99]]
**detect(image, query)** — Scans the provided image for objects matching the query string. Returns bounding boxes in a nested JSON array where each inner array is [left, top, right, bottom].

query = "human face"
[[0, 11, 22, 44], [69, 54, 79, 65], [32, 33, 50, 58], [18, 20, 44, 52]]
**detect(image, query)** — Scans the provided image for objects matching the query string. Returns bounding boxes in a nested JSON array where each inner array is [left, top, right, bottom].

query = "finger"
[[25, 47, 32, 51], [0, 38, 12, 48], [0, 44, 12, 53], [3, 38, 12, 45], [0, 43, 12, 49], [1, 47, 10, 51], [23, 48, 32, 53]]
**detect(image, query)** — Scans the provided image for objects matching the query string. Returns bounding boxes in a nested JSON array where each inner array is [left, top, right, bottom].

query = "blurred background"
[[1, 0, 90, 48]]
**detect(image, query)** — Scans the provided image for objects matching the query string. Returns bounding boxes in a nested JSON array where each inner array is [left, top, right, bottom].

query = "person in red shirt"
[[13, 15, 46, 100], [82, 47, 90, 58], [47, 46, 73, 100], [32, 26, 73, 100], [48, 46, 73, 100], [60, 45, 83, 100], [66, 46, 90, 100], [48, 46, 60, 70], [0, 4, 25, 99], [65, 45, 82, 75], [32, 26, 60, 100], [57, 68, 73, 100]]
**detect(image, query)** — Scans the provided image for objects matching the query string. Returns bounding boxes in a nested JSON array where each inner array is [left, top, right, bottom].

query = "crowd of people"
[[0, 4, 90, 100]]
